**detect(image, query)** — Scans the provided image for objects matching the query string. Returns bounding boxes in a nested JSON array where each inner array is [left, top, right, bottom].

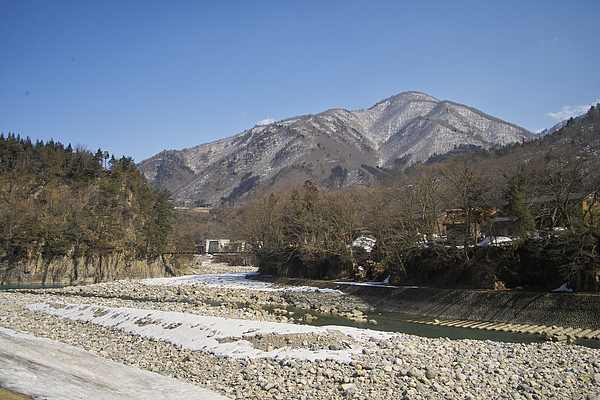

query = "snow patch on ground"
[[0, 327, 229, 400], [103, 271, 342, 294], [26, 302, 393, 362], [477, 236, 515, 246], [352, 236, 376, 252]]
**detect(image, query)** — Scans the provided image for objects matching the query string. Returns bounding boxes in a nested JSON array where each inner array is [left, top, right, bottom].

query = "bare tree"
[[405, 163, 448, 248], [441, 158, 492, 248], [535, 149, 594, 231]]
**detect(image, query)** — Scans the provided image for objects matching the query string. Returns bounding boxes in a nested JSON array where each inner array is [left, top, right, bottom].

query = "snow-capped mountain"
[[138, 92, 533, 205]]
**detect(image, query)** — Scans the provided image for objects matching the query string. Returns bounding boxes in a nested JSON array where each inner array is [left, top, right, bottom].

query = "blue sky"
[[1, 0, 599, 163]]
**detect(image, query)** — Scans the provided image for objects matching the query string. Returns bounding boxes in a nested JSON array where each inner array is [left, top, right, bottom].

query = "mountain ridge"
[[138, 92, 534, 205]]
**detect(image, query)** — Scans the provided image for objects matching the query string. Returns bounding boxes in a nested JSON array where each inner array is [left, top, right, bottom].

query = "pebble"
[[1, 266, 599, 400]]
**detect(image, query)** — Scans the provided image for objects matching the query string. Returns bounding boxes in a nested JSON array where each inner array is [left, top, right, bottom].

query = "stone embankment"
[[407, 318, 600, 344], [1, 266, 599, 399]]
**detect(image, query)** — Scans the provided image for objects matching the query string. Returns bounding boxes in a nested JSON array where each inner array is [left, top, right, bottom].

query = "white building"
[[203, 239, 230, 253]]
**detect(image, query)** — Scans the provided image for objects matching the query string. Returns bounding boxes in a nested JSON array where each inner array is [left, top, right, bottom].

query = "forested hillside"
[[242, 105, 600, 292], [0, 134, 194, 285]]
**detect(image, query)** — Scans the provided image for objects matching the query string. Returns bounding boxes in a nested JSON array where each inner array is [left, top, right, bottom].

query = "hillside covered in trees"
[[242, 105, 600, 292], [0, 134, 194, 285]]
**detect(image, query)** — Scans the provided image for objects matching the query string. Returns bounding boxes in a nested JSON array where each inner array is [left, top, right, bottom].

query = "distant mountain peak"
[[370, 91, 439, 108], [138, 92, 533, 205]]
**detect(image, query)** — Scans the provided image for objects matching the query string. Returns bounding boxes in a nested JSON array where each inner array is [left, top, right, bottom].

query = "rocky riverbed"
[[1, 264, 600, 399]]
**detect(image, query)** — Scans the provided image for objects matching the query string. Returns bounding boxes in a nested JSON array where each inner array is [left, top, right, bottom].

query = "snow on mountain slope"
[[138, 92, 533, 205]]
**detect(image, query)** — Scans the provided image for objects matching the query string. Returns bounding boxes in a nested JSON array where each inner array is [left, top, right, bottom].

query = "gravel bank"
[[1, 268, 600, 400]]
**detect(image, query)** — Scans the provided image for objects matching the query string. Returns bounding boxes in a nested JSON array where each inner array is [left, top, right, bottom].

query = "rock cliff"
[[0, 253, 193, 286]]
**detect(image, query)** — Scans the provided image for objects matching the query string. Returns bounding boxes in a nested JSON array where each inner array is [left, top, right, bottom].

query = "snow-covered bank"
[[26, 301, 389, 362], [0, 328, 228, 400]]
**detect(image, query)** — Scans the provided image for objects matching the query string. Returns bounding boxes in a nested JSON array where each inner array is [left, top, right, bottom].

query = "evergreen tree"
[[502, 167, 535, 239]]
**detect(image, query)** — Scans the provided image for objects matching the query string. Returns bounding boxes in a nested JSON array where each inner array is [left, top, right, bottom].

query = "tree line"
[[241, 106, 600, 292]]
